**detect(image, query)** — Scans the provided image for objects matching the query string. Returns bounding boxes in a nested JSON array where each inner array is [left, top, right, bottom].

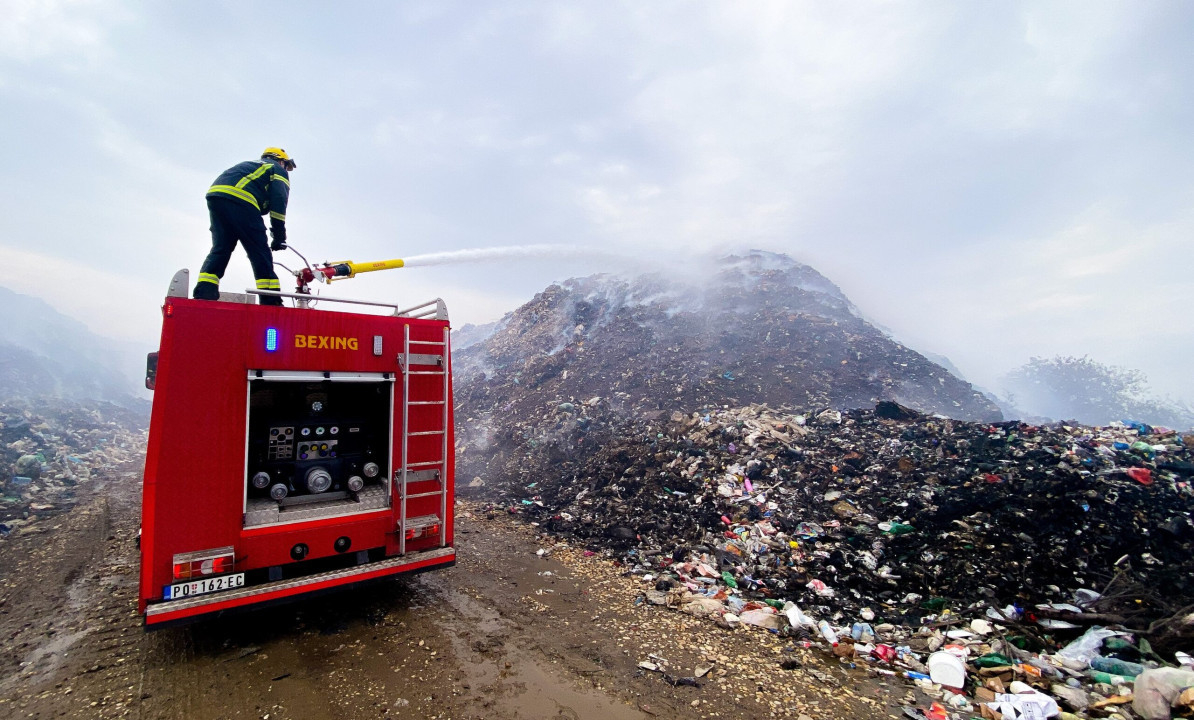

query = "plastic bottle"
[[817, 620, 839, 646], [1089, 656, 1144, 677], [1086, 669, 1132, 685], [974, 653, 1014, 668], [1026, 656, 1062, 678]]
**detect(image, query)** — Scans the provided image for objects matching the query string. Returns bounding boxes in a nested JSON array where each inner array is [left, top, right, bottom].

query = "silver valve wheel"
[[305, 467, 333, 494]]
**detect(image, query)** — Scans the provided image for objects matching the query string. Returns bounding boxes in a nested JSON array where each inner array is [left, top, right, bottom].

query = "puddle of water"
[[430, 582, 646, 720], [429, 579, 507, 635], [495, 656, 647, 720]]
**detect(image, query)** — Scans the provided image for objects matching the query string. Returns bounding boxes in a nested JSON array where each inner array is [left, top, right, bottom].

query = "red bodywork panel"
[[139, 297, 454, 626]]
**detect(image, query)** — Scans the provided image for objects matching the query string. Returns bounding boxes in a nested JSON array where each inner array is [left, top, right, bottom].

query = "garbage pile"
[[463, 402, 1194, 716], [454, 250, 1003, 424], [460, 400, 1194, 637], [0, 398, 147, 530]]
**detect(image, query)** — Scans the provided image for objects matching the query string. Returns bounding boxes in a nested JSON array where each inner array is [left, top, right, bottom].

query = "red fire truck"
[[138, 265, 455, 627]]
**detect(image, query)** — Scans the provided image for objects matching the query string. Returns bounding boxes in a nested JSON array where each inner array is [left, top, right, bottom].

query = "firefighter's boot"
[[193, 282, 220, 300], [259, 295, 284, 307]]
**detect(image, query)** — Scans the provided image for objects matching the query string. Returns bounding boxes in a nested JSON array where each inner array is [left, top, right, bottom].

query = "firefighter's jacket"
[[206, 160, 291, 241]]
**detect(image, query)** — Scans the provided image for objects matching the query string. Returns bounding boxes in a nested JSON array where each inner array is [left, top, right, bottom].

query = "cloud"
[[0, 0, 130, 66], [855, 198, 1194, 398], [0, 0, 1192, 405]]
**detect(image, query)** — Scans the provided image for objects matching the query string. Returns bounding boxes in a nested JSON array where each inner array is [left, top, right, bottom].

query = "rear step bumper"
[[145, 547, 455, 627]]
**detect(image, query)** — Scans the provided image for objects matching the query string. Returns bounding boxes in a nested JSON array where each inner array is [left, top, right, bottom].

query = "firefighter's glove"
[[270, 238, 288, 251]]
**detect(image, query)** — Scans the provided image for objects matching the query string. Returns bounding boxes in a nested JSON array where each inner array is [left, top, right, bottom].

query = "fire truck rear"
[[138, 268, 455, 627]]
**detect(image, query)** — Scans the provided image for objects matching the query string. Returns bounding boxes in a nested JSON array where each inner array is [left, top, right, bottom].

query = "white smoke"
[[401, 244, 621, 268]]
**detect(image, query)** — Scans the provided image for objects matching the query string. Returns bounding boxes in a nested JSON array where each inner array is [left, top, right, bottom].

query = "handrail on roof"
[[164, 269, 450, 320]]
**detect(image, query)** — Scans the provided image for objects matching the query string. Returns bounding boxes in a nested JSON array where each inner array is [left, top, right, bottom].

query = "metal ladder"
[[397, 323, 450, 555]]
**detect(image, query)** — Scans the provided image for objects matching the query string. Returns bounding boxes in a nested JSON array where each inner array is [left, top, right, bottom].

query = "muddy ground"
[[0, 473, 929, 719]]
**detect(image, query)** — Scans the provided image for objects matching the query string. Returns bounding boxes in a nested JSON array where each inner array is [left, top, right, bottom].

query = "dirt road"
[[0, 473, 914, 719]]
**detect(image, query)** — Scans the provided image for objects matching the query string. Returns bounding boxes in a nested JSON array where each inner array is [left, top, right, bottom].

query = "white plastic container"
[[928, 651, 966, 688]]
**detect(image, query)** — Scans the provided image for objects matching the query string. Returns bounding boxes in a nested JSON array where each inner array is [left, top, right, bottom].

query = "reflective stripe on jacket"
[[207, 160, 290, 223]]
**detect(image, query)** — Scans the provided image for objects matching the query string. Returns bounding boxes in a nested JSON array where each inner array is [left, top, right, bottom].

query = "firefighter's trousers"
[[194, 196, 283, 305]]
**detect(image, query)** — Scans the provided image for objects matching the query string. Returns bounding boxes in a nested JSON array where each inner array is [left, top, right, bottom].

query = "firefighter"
[[193, 148, 296, 306]]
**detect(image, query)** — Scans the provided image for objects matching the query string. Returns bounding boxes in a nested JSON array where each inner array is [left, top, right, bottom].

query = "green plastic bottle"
[[973, 653, 1014, 668], [1089, 656, 1144, 677], [1086, 669, 1132, 685]]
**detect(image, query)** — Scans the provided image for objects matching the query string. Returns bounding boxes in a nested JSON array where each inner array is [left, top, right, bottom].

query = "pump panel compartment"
[[244, 375, 393, 528]]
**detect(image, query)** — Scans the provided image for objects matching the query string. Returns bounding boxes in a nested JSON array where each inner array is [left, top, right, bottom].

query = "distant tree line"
[[1000, 355, 1194, 430]]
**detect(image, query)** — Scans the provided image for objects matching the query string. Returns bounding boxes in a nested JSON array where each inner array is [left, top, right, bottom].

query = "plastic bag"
[[1133, 668, 1194, 720], [739, 608, 782, 630], [1057, 626, 1122, 664], [782, 601, 815, 629]]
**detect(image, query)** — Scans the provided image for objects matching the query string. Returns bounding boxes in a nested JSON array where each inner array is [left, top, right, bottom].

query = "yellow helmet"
[[261, 147, 296, 170]]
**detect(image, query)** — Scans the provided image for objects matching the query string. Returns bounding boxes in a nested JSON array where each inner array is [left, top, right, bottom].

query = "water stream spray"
[[283, 243, 632, 297], [399, 244, 617, 268]]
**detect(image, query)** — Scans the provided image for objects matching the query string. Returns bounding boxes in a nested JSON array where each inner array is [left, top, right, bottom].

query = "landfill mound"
[[0, 398, 147, 527], [453, 250, 1002, 425], [459, 399, 1194, 640]]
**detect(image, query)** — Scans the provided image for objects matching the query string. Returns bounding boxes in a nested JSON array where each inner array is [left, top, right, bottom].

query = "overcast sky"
[[1, 1, 1191, 401]]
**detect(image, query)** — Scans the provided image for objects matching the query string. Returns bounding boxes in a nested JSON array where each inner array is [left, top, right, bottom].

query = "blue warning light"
[[265, 327, 279, 352]]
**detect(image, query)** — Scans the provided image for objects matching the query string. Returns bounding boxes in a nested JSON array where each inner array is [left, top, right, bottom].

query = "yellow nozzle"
[[345, 258, 405, 278], [320, 258, 406, 282]]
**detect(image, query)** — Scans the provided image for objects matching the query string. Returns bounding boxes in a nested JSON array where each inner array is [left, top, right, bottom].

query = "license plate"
[[164, 573, 245, 600]]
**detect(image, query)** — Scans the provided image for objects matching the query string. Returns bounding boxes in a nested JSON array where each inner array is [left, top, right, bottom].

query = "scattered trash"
[[1089, 654, 1145, 677], [1134, 668, 1194, 720], [926, 651, 965, 689], [14, 454, 42, 480], [0, 399, 146, 530], [464, 399, 1194, 638], [817, 620, 839, 646], [985, 682, 1060, 719]]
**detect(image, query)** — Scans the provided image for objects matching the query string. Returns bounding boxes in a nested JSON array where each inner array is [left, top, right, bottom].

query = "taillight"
[[405, 523, 441, 540], [172, 546, 235, 580], [164, 301, 174, 318]]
